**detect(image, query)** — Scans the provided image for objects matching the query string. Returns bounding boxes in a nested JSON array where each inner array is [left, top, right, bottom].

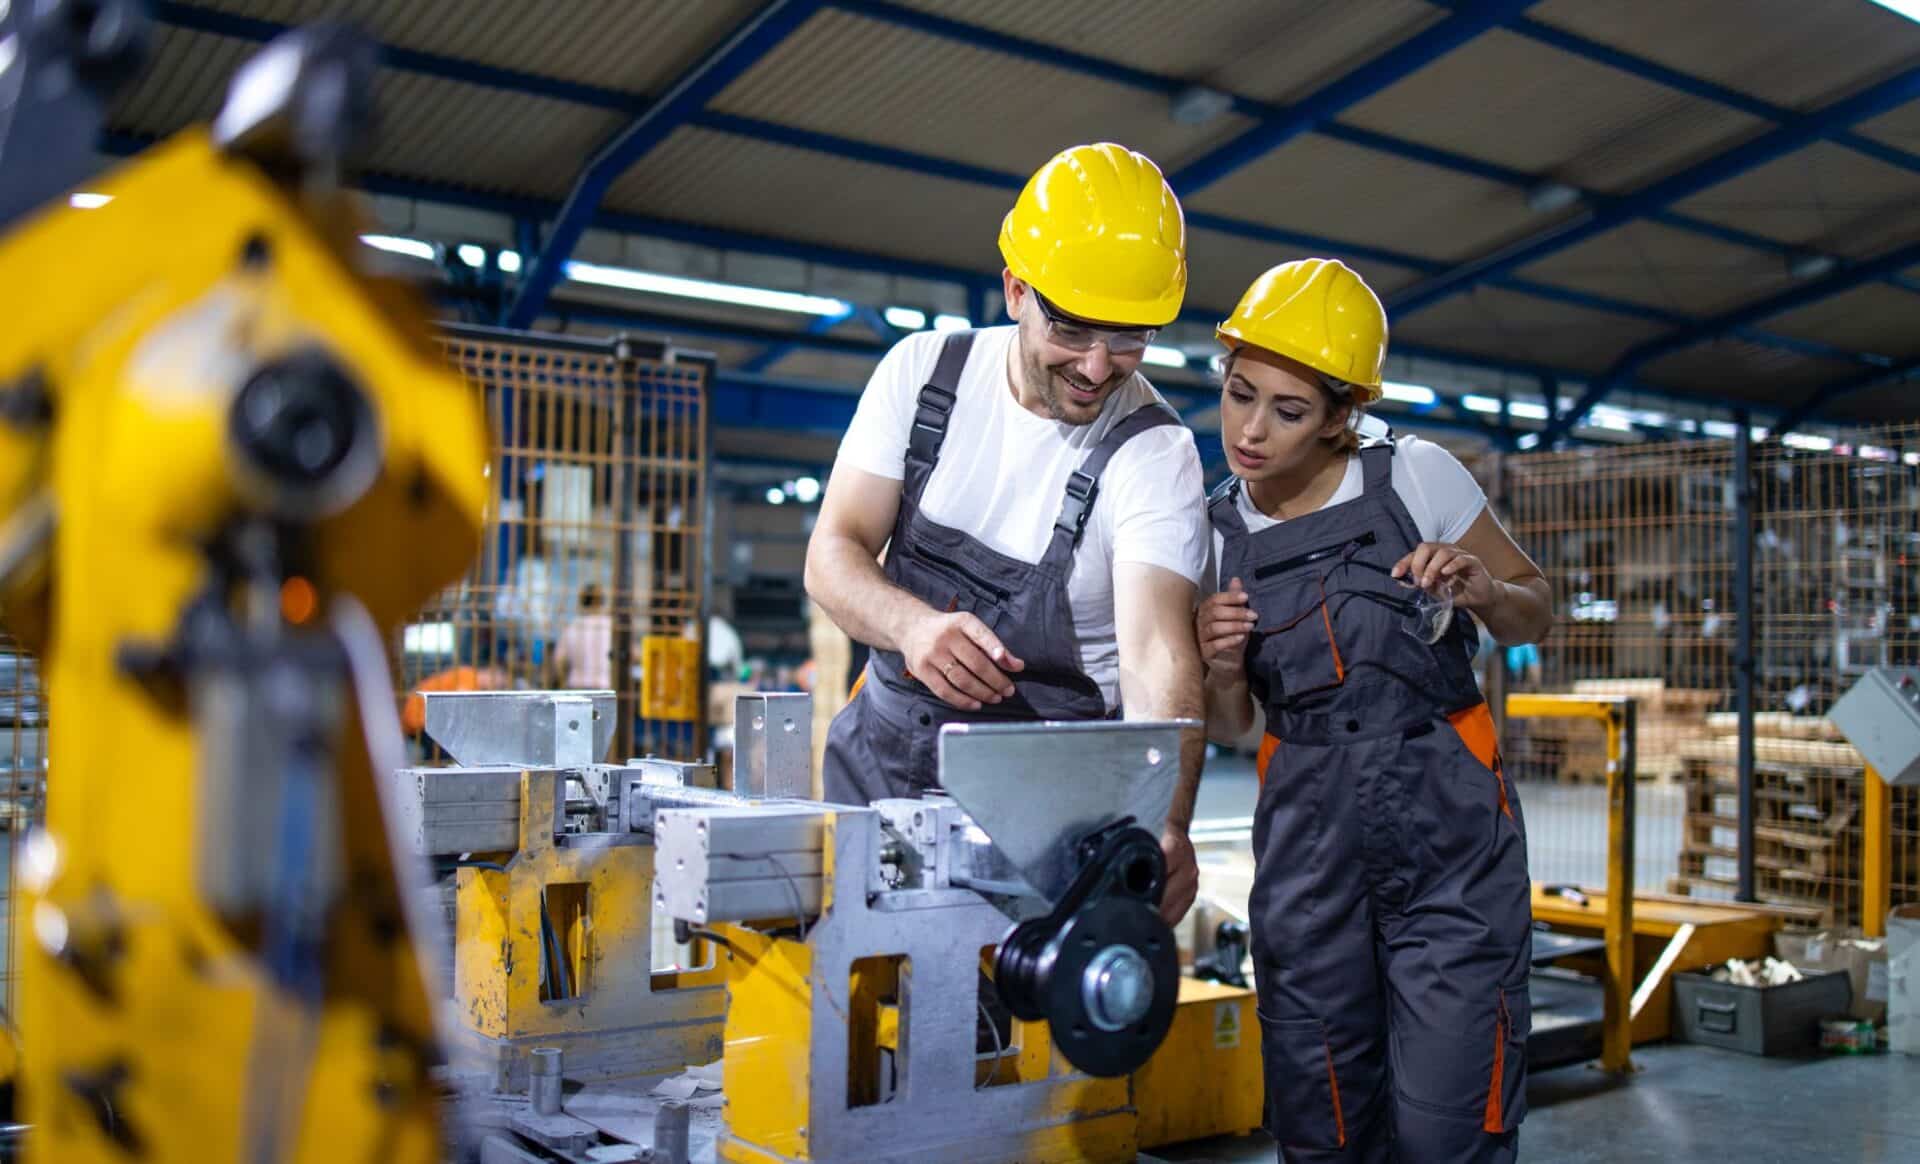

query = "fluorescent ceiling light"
[[69, 192, 112, 209], [360, 234, 436, 261], [793, 476, 821, 504], [1859, 445, 1895, 462], [1702, 420, 1739, 438], [1751, 426, 1770, 441], [1586, 406, 1634, 432], [1142, 345, 1187, 368], [1516, 433, 1540, 450], [456, 243, 486, 268], [931, 313, 971, 332], [1509, 401, 1550, 421], [402, 622, 455, 655], [498, 250, 522, 273], [1905, 452, 1920, 466], [1866, 0, 1920, 25], [1380, 381, 1436, 406], [884, 306, 927, 330], [1461, 395, 1503, 414], [566, 260, 849, 317], [765, 487, 786, 505], [1782, 433, 1833, 451], [1627, 409, 1668, 428]]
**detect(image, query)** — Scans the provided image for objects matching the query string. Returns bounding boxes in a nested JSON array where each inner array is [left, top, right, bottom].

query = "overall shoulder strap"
[[902, 330, 976, 500], [1043, 401, 1181, 564], [1358, 440, 1396, 494], [1207, 475, 1248, 537]]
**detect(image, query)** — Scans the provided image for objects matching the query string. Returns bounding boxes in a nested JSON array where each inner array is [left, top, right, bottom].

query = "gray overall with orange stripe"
[[1211, 442, 1531, 1163]]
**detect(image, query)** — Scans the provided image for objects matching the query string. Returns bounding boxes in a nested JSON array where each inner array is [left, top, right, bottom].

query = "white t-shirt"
[[1204, 436, 1487, 591], [836, 326, 1209, 709]]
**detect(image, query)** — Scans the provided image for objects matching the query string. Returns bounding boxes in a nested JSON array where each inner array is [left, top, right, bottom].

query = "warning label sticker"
[[1213, 1001, 1242, 1049]]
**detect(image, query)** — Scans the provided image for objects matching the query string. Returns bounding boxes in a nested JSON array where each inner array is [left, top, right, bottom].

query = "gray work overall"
[[822, 330, 1178, 805], [1211, 443, 1531, 1164]]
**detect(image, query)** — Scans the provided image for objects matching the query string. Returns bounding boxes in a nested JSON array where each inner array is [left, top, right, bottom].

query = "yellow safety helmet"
[[998, 142, 1187, 328], [1217, 258, 1389, 402]]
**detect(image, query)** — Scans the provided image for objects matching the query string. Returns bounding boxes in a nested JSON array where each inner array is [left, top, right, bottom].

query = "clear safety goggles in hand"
[[1032, 290, 1158, 355]]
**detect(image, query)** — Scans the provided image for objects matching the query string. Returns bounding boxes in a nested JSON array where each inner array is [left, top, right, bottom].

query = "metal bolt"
[[1082, 945, 1153, 1032]]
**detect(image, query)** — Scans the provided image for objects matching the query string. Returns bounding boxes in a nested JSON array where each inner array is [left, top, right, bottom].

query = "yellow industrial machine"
[[0, 8, 486, 1163], [432, 704, 1261, 1164]]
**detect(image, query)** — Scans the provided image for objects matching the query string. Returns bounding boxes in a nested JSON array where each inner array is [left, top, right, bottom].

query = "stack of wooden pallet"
[[1506, 678, 1721, 783], [1668, 716, 1908, 928]]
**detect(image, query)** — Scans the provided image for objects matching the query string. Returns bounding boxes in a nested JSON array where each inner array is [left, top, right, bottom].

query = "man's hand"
[[899, 609, 1025, 710], [1158, 826, 1198, 926], [1197, 577, 1257, 681]]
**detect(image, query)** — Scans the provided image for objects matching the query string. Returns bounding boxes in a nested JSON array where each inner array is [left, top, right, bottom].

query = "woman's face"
[[1217, 346, 1351, 481]]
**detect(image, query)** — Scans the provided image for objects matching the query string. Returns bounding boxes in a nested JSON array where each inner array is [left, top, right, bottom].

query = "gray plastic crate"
[[1671, 969, 1852, 1056]]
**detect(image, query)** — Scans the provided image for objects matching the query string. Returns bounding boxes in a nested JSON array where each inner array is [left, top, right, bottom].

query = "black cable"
[[450, 859, 510, 874], [673, 918, 736, 955], [714, 851, 811, 940], [976, 998, 1005, 1090]]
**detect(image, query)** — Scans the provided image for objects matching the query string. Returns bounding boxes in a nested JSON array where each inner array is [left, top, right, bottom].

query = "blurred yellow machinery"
[[0, 7, 486, 1162]]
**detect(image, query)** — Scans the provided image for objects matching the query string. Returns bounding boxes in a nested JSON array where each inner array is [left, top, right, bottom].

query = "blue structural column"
[[502, 0, 821, 328], [1733, 412, 1756, 903], [1169, 0, 1541, 193]]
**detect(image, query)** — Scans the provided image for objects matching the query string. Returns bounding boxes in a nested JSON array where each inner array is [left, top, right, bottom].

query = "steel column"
[[1734, 412, 1756, 903]]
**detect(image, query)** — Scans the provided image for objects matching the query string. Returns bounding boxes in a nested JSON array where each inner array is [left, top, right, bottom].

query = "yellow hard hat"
[[1217, 258, 1389, 402], [998, 143, 1187, 328]]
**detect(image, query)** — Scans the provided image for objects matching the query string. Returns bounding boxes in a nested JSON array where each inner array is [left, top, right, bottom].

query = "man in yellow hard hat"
[[806, 142, 1208, 925], [1196, 258, 1552, 1162]]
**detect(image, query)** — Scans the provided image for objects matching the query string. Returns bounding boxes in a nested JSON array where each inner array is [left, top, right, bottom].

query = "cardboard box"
[[1890, 905, 1920, 1055], [1774, 930, 1889, 1024]]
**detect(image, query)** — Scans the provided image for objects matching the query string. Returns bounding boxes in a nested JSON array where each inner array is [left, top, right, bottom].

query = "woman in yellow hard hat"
[[1196, 259, 1552, 1163]]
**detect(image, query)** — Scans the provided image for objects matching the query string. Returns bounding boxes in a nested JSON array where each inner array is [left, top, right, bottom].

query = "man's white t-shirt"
[[836, 326, 1209, 710], [1204, 436, 1488, 591]]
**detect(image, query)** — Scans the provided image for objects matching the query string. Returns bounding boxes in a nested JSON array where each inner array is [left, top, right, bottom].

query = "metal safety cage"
[[1493, 423, 1920, 932], [415, 325, 713, 766], [0, 632, 45, 1014]]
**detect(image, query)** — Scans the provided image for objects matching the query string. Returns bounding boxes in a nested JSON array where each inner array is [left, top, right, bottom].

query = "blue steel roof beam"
[[501, 0, 822, 329], [1389, 64, 1920, 319], [1168, 0, 1544, 194], [152, 2, 1910, 306], [1491, 10, 1920, 177], [95, 127, 1854, 405], [1770, 357, 1920, 438], [1541, 238, 1920, 444]]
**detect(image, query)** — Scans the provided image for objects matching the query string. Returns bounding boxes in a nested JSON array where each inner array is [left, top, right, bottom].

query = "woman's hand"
[[1197, 577, 1259, 680], [1392, 542, 1500, 610]]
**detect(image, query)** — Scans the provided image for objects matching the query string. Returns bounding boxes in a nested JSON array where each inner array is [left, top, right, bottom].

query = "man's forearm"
[[805, 533, 932, 652], [1124, 650, 1205, 831]]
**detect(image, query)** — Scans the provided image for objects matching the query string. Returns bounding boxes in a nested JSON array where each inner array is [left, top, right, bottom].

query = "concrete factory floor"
[[1151, 1042, 1920, 1162]]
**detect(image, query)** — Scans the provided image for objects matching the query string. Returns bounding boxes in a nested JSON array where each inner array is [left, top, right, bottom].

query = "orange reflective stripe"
[[1483, 992, 1508, 1133], [1255, 733, 1281, 786], [1325, 1038, 1347, 1148], [847, 668, 867, 705], [1447, 701, 1513, 821]]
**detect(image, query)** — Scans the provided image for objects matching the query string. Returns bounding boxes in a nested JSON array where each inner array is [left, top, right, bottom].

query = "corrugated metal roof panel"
[[604, 127, 1016, 276], [709, 8, 1255, 178], [196, 0, 762, 96], [1825, 382, 1920, 423], [1390, 286, 1669, 373], [767, 349, 884, 386], [1638, 340, 1848, 402], [1183, 222, 1423, 319], [880, 0, 1442, 107], [1186, 131, 1536, 264], [110, 27, 623, 201], [1339, 29, 1768, 195], [1669, 141, 1920, 259], [365, 74, 624, 201], [1529, 0, 1920, 112], [1763, 283, 1920, 362], [1856, 101, 1920, 155], [1513, 219, 1799, 317]]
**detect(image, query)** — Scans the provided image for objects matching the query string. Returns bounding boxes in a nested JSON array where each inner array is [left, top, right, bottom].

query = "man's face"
[[1004, 276, 1152, 425]]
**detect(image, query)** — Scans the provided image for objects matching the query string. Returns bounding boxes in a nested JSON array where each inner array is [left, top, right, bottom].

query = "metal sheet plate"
[[424, 690, 616, 768], [935, 720, 1193, 906]]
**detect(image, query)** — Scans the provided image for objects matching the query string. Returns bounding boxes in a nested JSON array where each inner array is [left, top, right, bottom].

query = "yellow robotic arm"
[[0, 8, 487, 1162]]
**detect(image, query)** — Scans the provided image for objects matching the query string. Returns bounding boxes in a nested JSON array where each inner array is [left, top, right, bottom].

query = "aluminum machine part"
[[393, 692, 732, 1094], [649, 719, 1194, 1164], [733, 692, 814, 798]]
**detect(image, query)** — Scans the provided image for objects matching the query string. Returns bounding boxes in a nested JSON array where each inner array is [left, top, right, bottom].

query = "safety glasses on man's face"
[[1030, 289, 1157, 355]]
